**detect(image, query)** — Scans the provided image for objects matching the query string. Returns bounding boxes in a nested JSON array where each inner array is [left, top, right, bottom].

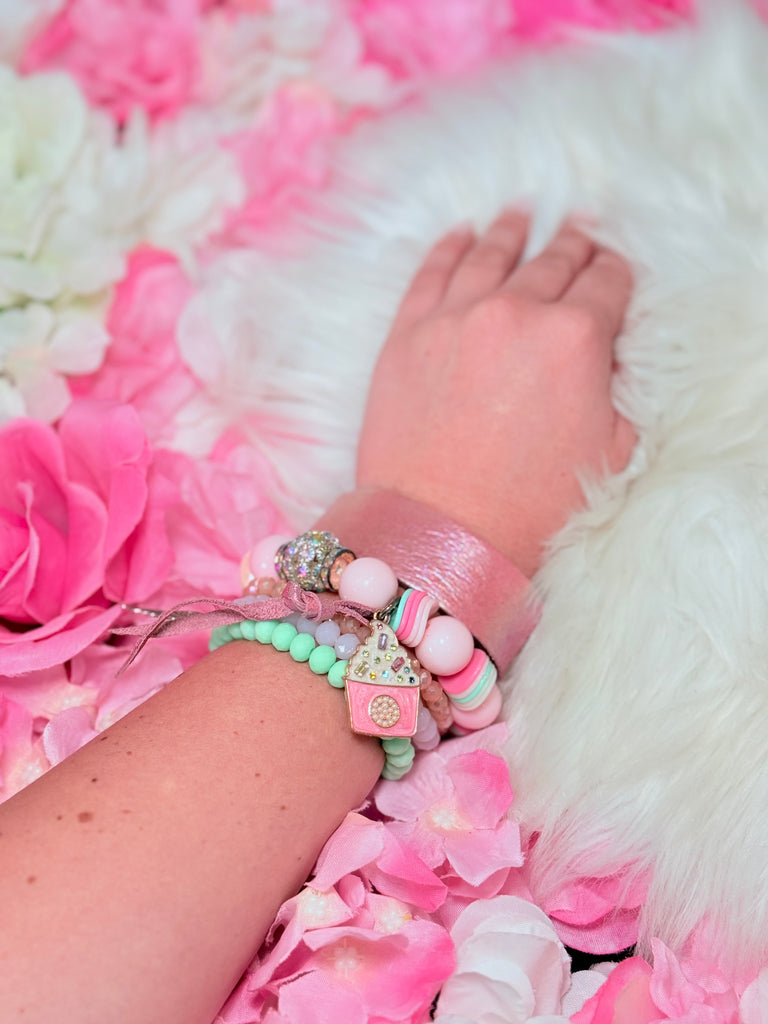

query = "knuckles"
[[459, 294, 601, 352]]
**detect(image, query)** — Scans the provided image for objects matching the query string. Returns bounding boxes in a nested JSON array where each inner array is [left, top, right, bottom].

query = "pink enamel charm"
[[345, 620, 420, 738]]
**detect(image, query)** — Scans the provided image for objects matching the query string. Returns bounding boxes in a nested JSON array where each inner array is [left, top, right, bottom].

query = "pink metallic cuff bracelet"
[[316, 490, 541, 676]]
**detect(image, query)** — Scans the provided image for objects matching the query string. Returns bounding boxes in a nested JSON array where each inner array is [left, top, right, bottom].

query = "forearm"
[[0, 640, 382, 1024]]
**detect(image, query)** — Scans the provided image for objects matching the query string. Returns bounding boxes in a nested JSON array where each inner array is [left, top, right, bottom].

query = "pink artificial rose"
[[353, 0, 513, 79], [219, 84, 338, 243], [0, 403, 158, 625], [511, 0, 693, 42], [72, 248, 200, 445], [21, 0, 201, 122], [0, 401, 174, 673]]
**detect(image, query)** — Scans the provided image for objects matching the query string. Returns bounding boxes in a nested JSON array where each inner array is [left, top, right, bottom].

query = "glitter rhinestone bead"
[[276, 531, 352, 592]]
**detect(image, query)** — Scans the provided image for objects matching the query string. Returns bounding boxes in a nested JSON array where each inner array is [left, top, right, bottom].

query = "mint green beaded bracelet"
[[210, 620, 414, 780]]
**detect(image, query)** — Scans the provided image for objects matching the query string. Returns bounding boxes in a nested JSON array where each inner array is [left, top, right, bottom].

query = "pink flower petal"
[[312, 813, 385, 891], [278, 971, 366, 1024], [42, 706, 97, 765], [447, 749, 514, 827], [740, 969, 768, 1024], [59, 400, 151, 565], [0, 605, 121, 675], [443, 820, 523, 887], [571, 957, 657, 1024], [649, 939, 707, 1018], [365, 830, 446, 912]]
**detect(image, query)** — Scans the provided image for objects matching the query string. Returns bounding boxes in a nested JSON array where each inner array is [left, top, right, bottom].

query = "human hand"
[[357, 210, 635, 577]]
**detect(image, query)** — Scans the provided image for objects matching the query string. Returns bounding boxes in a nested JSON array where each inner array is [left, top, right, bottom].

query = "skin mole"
[[77, 811, 93, 823]]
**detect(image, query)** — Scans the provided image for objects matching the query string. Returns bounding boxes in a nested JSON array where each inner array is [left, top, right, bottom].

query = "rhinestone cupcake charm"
[[345, 620, 420, 738]]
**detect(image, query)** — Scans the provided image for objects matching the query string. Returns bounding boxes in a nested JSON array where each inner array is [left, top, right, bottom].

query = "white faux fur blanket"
[[179, 0, 768, 971]]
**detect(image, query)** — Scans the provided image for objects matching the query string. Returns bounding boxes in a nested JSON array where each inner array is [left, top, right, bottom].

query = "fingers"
[[396, 227, 476, 323], [441, 209, 529, 307], [505, 222, 596, 302], [562, 247, 633, 339]]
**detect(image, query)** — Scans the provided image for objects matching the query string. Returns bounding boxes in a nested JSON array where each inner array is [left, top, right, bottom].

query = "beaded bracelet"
[[241, 530, 504, 735], [209, 616, 416, 780]]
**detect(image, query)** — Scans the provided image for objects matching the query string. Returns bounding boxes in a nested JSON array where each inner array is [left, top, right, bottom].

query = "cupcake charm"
[[345, 620, 420, 738]]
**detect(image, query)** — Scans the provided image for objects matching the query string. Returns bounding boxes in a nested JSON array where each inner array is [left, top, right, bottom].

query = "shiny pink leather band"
[[317, 490, 540, 676]]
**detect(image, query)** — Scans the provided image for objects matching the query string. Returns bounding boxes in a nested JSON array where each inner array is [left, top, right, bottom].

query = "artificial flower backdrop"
[[2, 1, 763, 1021]]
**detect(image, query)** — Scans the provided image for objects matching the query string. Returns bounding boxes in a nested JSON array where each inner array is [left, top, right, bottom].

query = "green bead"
[[239, 619, 258, 641], [327, 659, 348, 688], [253, 619, 278, 644], [271, 622, 297, 652], [384, 746, 415, 769], [289, 632, 316, 662], [209, 626, 230, 650], [381, 760, 409, 781], [381, 736, 411, 755], [226, 622, 245, 640], [309, 644, 337, 675]]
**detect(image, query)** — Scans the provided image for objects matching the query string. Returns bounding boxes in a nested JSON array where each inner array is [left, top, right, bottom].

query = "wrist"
[[315, 488, 541, 676]]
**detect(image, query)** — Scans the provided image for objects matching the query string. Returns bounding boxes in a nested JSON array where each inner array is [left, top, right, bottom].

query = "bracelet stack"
[[220, 521, 511, 780], [119, 492, 538, 783]]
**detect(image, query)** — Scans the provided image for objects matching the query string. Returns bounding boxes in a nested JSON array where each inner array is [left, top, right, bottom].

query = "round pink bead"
[[450, 684, 503, 731], [239, 551, 254, 590], [248, 534, 291, 580], [415, 616, 474, 676], [338, 556, 398, 610]]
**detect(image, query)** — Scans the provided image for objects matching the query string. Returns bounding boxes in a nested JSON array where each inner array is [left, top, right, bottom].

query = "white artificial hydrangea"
[[0, 64, 245, 423], [0, 302, 109, 424]]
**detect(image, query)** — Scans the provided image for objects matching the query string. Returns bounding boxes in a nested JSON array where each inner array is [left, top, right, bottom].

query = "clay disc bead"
[[415, 616, 474, 677], [338, 557, 398, 610], [450, 684, 503, 730]]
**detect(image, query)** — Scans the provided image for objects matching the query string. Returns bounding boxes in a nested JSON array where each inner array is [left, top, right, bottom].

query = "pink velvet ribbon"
[[316, 490, 541, 675], [115, 583, 370, 670]]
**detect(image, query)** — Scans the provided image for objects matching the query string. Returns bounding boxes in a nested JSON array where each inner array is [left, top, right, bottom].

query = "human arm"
[[0, 641, 383, 1024], [0, 210, 635, 1024]]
